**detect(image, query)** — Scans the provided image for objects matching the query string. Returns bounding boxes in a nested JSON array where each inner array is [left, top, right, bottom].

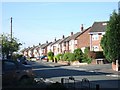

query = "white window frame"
[[92, 34, 99, 40], [92, 46, 99, 51]]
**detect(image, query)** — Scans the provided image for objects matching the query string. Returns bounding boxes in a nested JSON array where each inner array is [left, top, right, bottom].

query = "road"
[[28, 60, 120, 89]]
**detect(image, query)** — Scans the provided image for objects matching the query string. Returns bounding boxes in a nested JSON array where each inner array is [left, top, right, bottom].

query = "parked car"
[[17, 56, 28, 65], [2, 59, 34, 87], [40, 55, 48, 60]]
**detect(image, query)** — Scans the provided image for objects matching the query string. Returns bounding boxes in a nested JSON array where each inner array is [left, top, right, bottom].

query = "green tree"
[[63, 52, 75, 62], [47, 51, 54, 60], [55, 54, 62, 61], [82, 47, 92, 64], [74, 48, 83, 62], [100, 11, 120, 63], [1, 33, 22, 59]]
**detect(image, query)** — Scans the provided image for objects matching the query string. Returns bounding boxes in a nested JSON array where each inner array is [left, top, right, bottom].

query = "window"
[[75, 40, 77, 44], [92, 34, 99, 40], [92, 46, 99, 51]]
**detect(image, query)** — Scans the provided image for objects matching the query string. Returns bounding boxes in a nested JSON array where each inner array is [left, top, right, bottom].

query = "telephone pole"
[[10, 17, 12, 41]]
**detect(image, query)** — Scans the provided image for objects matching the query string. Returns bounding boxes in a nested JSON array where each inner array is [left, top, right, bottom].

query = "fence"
[[61, 76, 100, 90]]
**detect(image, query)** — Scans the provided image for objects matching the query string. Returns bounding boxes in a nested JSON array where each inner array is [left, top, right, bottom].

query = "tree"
[[100, 11, 120, 63], [73, 48, 83, 62], [47, 51, 54, 60], [82, 47, 92, 64], [63, 52, 75, 65], [1, 33, 22, 59]]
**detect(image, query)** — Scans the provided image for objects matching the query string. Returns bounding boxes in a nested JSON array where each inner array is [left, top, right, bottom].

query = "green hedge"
[[63, 52, 76, 62]]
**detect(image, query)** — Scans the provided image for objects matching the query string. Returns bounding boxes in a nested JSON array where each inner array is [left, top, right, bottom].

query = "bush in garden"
[[63, 53, 75, 62], [55, 54, 63, 61], [47, 51, 54, 60], [82, 55, 92, 64], [82, 47, 92, 64], [68, 53, 76, 62], [74, 48, 83, 62], [63, 52, 69, 61]]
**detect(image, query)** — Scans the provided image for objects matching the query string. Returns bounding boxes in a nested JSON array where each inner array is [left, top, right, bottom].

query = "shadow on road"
[[33, 66, 112, 79]]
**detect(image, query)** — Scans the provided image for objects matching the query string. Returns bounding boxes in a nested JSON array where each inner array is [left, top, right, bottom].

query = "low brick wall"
[[58, 61, 88, 66], [71, 61, 88, 66], [58, 61, 69, 65]]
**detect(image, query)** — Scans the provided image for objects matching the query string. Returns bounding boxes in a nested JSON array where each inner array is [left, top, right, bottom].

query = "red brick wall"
[[77, 28, 91, 48], [92, 35, 103, 51]]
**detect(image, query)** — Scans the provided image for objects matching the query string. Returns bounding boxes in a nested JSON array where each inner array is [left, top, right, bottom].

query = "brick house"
[[76, 27, 91, 52], [22, 47, 30, 58], [48, 38, 61, 56], [33, 45, 40, 58], [89, 21, 107, 51], [40, 41, 52, 56], [63, 24, 89, 53], [58, 35, 70, 54], [28, 46, 35, 58]]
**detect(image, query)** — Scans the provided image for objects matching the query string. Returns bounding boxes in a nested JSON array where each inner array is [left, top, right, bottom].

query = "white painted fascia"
[[89, 32, 105, 35]]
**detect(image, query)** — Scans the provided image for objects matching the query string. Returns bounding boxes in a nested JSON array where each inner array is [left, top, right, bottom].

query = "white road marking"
[[106, 74, 120, 77]]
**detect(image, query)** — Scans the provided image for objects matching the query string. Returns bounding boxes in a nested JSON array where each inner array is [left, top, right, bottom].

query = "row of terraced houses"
[[21, 21, 107, 59]]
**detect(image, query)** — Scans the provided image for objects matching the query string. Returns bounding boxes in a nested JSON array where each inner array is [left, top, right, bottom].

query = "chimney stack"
[[62, 35, 65, 39], [54, 38, 56, 41], [81, 24, 84, 32], [71, 32, 73, 36], [46, 41, 48, 43]]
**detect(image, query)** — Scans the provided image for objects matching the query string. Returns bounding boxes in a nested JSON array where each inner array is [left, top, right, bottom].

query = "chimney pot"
[[81, 24, 84, 32], [71, 32, 73, 36], [62, 35, 65, 39], [54, 38, 56, 41], [46, 41, 48, 43]]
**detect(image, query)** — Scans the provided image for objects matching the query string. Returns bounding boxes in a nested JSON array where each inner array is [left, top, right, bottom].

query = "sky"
[[1, 1, 119, 50]]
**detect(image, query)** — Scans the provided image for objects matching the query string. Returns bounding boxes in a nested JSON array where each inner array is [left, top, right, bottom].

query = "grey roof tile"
[[89, 21, 108, 33]]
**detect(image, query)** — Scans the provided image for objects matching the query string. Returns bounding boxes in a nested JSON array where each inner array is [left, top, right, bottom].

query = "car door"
[[2, 60, 18, 85]]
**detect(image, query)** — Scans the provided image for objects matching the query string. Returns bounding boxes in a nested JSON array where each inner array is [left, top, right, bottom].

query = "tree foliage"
[[82, 47, 92, 64], [55, 54, 62, 61], [1, 33, 22, 59], [100, 11, 120, 62], [47, 51, 54, 60], [74, 48, 83, 62], [63, 52, 75, 62]]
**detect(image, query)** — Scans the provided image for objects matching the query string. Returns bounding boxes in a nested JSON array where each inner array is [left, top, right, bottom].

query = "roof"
[[64, 27, 91, 42], [89, 21, 108, 33], [65, 32, 82, 42], [59, 36, 70, 44], [50, 39, 61, 46], [41, 42, 52, 49]]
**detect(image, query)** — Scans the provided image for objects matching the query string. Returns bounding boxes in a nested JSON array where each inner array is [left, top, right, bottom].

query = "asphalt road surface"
[[28, 60, 120, 89]]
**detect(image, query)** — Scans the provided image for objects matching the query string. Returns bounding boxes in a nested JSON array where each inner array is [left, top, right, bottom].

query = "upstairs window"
[[92, 34, 99, 40]]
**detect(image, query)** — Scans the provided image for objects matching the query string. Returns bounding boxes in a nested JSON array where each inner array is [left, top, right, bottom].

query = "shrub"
[[82, 55, 92, 64], [63, 53, 69, 61], [55, 54, 62, 61], [74, 48, 83, 62], [47, 52, 54, 60], [82, 47, 92, 64], [68, 53, 76, 62], [63, 52, 75, 62]]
